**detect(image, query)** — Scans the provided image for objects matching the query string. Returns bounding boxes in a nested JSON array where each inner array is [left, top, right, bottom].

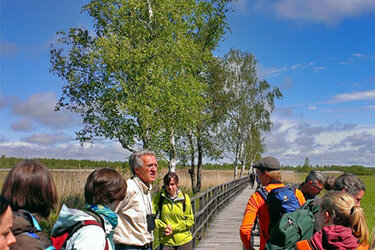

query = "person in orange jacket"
[[239, 157, 306, 250], [296, 191, 369, 250]]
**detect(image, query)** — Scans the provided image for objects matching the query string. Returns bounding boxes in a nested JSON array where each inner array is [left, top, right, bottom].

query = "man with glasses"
[[114, 150, 158, 250], [298, 170, 326, 200]]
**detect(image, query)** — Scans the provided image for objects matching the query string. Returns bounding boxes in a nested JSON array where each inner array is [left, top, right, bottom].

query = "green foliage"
[[356, 176, 375, 241], [50, 0, 232, 164], [281, 164, 374, 175], [344, 165, 374, 175], [0, 155, 127, 170], [217, 49, 282, 176]]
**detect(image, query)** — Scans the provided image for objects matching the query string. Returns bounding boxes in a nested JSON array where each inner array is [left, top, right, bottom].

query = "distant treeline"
[[0, 156, 233, 171], [282, 164, 375, 175], [1, 155, 374, 175]]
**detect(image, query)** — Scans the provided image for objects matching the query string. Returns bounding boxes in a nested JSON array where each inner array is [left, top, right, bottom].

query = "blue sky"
[[1, 0, 375, 166]]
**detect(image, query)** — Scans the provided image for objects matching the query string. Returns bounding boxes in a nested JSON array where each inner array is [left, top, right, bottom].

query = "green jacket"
[[153, 189, 194, 247]]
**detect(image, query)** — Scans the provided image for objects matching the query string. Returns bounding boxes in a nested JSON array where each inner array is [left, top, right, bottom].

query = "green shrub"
[[344, 165, 374, 175]]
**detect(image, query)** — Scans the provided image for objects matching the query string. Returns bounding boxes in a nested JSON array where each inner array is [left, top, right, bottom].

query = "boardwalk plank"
[[196, 185, 260, 250]]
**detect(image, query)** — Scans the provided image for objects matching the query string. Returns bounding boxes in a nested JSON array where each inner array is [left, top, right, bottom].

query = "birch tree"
[[50, 0, 230, 172], [219, 49, 282, 178]]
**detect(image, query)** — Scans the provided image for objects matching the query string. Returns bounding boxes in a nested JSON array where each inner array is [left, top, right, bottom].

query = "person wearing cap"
[[239, 156, 306, 250]]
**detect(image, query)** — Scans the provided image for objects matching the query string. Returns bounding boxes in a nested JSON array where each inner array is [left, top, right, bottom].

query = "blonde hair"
[[268, 171, 281, 182], [320, 191, 369, 244]]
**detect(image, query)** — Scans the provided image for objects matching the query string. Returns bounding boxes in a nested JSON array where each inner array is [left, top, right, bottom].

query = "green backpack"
[[265, 199, 318, 250]]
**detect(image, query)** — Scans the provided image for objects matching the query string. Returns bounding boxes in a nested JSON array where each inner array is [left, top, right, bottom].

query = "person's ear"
[[324, 211, 331, 224], [134, 166, 140, 175]]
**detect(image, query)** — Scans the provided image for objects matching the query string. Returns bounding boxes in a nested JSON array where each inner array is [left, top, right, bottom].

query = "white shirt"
[[113, 176, 153, 246]]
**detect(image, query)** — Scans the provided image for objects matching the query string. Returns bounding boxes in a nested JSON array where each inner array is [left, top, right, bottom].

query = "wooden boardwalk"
[[196, 185, 260, 249]]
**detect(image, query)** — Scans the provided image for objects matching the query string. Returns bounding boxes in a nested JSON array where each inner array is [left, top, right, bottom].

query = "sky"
[[1, 0, 375, 167]]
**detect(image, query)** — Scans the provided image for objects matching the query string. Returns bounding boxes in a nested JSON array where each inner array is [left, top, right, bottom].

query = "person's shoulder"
[[126, 178, 138, 192], [266, 182, 285, 191], [180, 191, 191, 201], [66, 224, 106, 249]]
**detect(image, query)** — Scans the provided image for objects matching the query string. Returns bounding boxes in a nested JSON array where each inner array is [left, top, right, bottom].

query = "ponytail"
[[349, 205, 369, 244], [320, 191, 369, 245]]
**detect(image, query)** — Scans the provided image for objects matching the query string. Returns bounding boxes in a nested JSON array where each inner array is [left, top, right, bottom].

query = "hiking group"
[[0, 150, 194, 250], [0, 152, 373, 250], [240, 156, 371, 250]]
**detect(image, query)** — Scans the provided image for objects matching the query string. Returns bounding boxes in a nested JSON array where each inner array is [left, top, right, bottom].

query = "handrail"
[[190, 176, 249, 248]]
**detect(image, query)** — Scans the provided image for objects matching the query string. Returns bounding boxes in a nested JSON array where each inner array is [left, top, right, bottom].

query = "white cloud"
[[11, 118, 33, 131], [256, 64, 287, 79], [308, 106, 317, 110], [264, 117, 375, 166], [329, 89, 375, 103], [23, 132, 72, 145], [273, 0, 375, 25], [9, 92, 76, 129], [352, 53, 363, 57], [0, 141, 130, 162], [313, 66, 326, 72], [290, 62, 315, 70]]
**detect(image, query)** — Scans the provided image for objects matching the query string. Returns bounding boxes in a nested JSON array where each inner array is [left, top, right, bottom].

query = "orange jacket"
[[296, 239, 369, 250], [239, 183, 305, 250]]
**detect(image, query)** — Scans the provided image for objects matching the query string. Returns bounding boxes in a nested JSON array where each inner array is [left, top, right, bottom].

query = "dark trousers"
[[115, 243, 152, 250], [160, 241, 193, 250]]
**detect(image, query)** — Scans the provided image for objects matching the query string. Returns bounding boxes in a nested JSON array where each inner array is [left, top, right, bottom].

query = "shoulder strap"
[[257, 186, 268, 201], [85, 210, 105, 229], [68, 220, 108, 250], [182, 192, 186, 212], [156, 192, 165, 218], [82, 210, 108, 250]]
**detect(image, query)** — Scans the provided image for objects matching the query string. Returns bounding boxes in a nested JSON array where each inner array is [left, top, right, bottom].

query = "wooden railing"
[[191, 176, 249, 248]]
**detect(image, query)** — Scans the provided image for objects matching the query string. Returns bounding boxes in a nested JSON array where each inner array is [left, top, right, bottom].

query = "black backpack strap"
[[257, 186, 268, 202], [73, 211, 108, 250], [84, 210, 108, 250], [156, 192, 165, 218], [182, 192, 186, 212], [85, 210, 105, 229]]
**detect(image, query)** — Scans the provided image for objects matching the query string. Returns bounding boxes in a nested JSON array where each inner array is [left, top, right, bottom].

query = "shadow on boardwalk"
[[196, 185, 260, 249]]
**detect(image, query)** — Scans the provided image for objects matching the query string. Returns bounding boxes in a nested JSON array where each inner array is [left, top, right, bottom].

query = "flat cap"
[[253, 156, 280, 171]]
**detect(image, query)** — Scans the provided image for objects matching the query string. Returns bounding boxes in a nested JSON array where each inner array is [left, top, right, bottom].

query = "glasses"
[[311, 181, 323, 192]]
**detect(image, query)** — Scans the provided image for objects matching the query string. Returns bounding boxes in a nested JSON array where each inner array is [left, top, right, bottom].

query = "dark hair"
[[324, 175, 336, 191], [1, 160, 58, 218], [305, 170, 326, 184], [85, 168, 127, 205], [333, 173, 365, 196], [129, 150, 156, 176], [0, 195, 10, 222], [163, 172, 179, 186]]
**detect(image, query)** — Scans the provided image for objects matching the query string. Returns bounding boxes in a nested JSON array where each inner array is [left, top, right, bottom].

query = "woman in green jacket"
[[153, 172, 194, 250]]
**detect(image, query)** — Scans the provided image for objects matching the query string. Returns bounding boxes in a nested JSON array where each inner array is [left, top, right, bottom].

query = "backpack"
[[265, 199, 316, 250], [13, 210, 55, 250], [258, 185, 301, 232], [155, 191, 186, 218], [50, 210, 108, 250]]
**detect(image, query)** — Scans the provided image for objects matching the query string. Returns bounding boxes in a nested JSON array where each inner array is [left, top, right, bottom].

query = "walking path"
[[196, 185, 260, 249]]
